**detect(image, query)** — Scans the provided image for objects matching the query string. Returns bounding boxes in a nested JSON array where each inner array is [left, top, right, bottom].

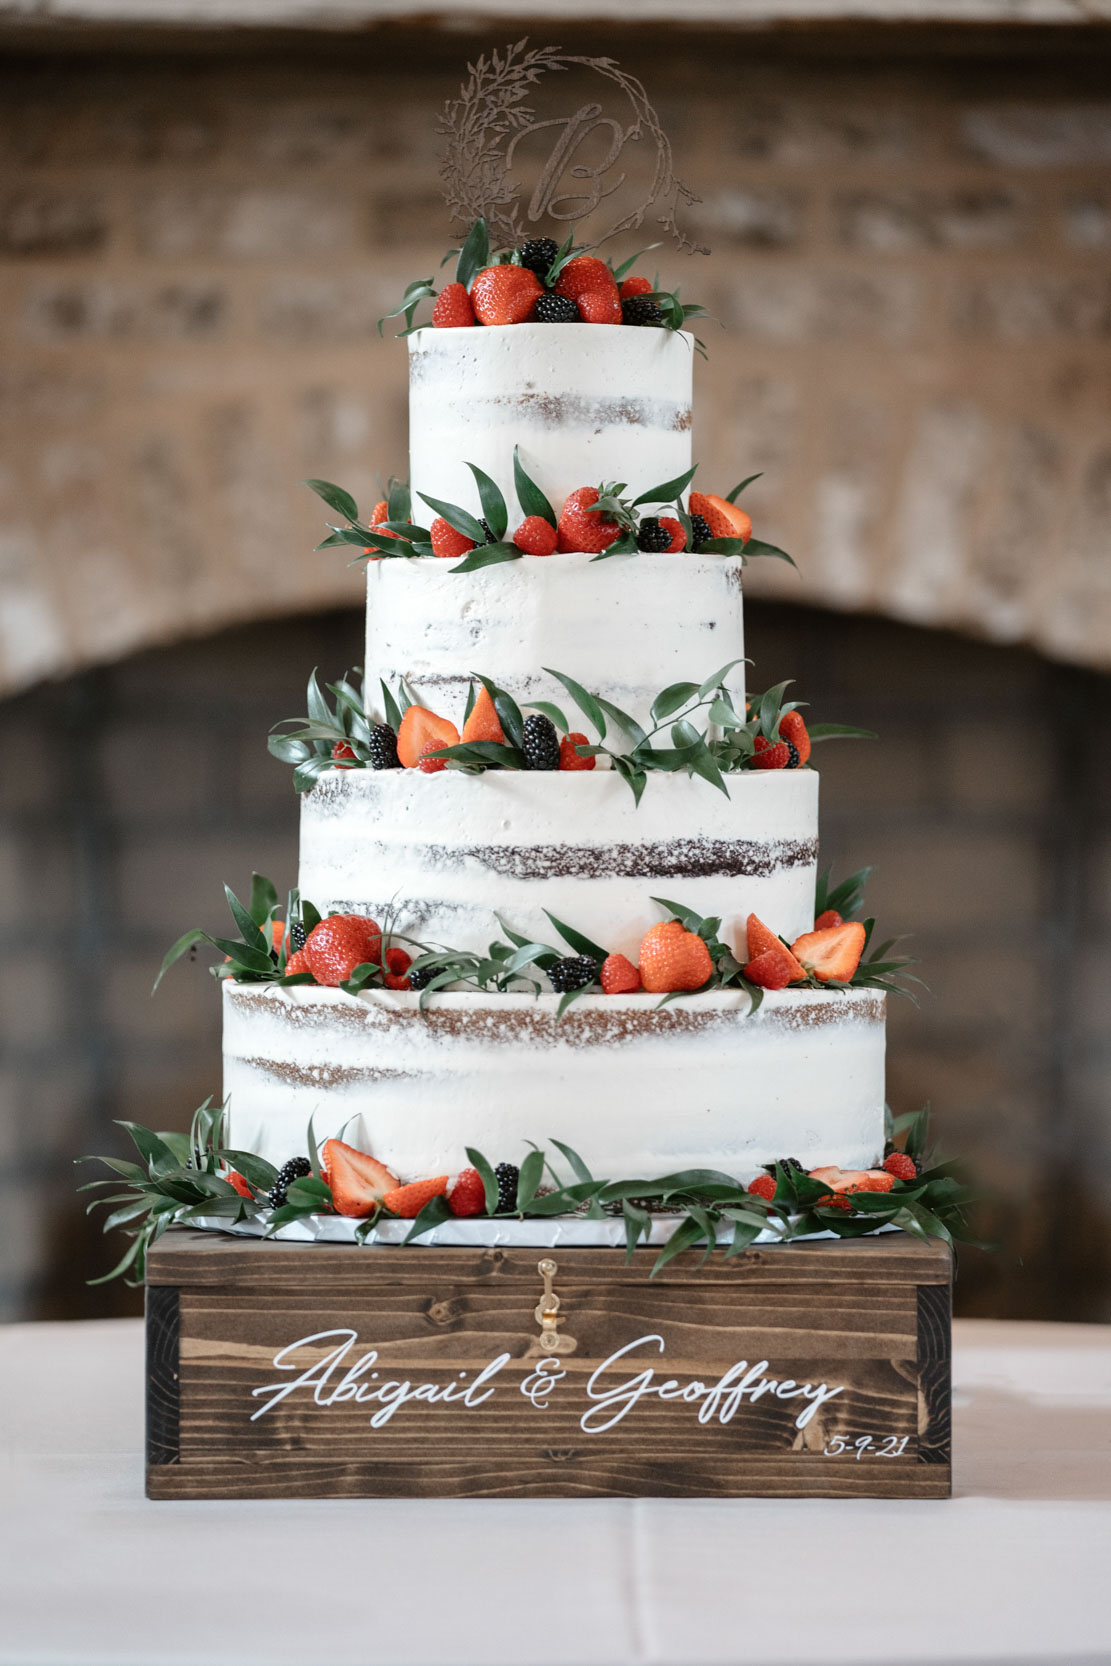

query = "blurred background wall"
[[1, 3, 1109, 1321]]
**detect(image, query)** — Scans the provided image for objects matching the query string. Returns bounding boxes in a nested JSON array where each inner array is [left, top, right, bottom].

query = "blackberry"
[[636, 516, 672, 552], [784, 740, 801, 769], [621, 294, 662, 327], [368, 722, 400, 770], [289, 920, 307, 952], [548, 954, 598, 993], [769, 1157, 805, 1174], [268, 1155, 311, 1209], [517, 237, 558, 278], [478, 517, 495, 544], [494, 1161, 519, 1213], [407, 963, 437, 991], [689, 512, 713, 551], [522, 712, 560, 771], [533, 291, 578, 324]]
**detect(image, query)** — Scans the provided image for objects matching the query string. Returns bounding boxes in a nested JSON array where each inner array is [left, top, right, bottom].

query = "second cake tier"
[[299, 767, 818, 958]]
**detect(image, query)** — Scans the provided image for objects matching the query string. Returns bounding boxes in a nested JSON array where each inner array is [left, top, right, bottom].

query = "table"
[[1, 1317, 1109, 1666]]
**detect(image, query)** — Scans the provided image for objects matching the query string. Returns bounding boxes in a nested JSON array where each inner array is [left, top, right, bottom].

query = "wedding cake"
[[220, 262, 889, 1194]]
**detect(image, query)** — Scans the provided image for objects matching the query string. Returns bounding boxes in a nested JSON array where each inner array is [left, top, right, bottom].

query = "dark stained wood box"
[[145, 1228, 952, 1500]]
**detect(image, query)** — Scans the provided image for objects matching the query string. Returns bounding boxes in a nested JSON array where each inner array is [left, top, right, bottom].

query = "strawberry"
[[322, 1138, 398, 1218], [397, 705, 460, 769], [814, 909, 843, 931], [554, 256, 618, 305], [448, 1167, 487, 1218], [430, 517, 474, 560], [619, 275, 653, 299], [512, 515, 558, 556], [432, 281, 475, 329], [417, 741, 447, 774], [883, 1152, 920, 1181], [660, 516, 686, 552], [369, 501, 389, 525], [305, 914, 382, 986], [283, 946, 315, 978], [743, 914, 805, 987], [383, 946, 412, 990], [778, 708, 811, 764], [470, 265, 543, 326], [690, 490, 752, 543], [382, 1175, 450, 1217], [752, 736, 790, 770], [557, 486, 621, 554], [600, 952, 641, 994], [577, 288, 622, 324], [461, 684, 506, 746], [639, 921, 713, 994], [747, 1174, 776, 1202], [331, 740, 357, 767], [809, 1166, 895, 1203], [790, 921, 867, 983], [224, 1168, 253, 1199], [743, 948, 793, 991], [559, 730, 596, 772]]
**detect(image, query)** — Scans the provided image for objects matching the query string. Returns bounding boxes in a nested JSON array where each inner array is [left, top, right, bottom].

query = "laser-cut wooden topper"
[[439, 40, 709, 255]]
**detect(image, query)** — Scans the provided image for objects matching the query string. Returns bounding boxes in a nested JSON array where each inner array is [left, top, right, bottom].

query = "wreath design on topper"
[[439, 39, 708, 255]]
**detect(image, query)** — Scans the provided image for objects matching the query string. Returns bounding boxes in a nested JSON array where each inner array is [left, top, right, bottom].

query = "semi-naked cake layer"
[[408, 323, 694, 527], [223, 983, 886, 1183], [299, 767, 819, 957], [365, 553, 744, 732]]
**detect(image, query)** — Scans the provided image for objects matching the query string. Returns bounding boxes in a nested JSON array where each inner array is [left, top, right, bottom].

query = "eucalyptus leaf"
[[303, 478, 358, 522], [417, 492, 486, 545], [465, 462, 508, 541], [513, 445, 556, 526]]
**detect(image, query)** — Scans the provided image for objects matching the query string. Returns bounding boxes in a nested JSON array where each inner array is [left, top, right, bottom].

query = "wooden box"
[[145, 1229, 951, 1500]]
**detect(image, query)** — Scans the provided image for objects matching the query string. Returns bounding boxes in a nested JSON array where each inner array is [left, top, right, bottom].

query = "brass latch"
[[534, 1257, 563, 1352]]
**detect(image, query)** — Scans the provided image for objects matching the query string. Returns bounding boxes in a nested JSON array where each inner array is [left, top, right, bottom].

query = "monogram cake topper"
[[439, 39, 709, 255]]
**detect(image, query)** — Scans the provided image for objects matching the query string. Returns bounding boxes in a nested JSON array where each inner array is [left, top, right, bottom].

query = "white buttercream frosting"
[[223, 983, 886, 1184], [365, 553, 745, 732], [408, 323, 694, 530], [299, 766, 819, 958]]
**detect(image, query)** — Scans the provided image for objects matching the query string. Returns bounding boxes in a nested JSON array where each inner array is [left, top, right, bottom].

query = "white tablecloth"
[[1, 1318, 1109, 1666]]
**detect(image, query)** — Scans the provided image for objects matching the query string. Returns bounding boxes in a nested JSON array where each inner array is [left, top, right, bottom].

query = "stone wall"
[[2, 600, 1109, 1324], [1, 33, 1110, 696]]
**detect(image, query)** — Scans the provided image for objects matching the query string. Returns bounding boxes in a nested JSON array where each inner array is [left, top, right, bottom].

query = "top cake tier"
[[408, 323, 694, 526]]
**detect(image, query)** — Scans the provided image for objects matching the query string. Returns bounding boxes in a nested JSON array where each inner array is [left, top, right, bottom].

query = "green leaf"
[[593, 695, 646, 749], [632, 465, 698, 508], [117, 1121, 181, 1179], [152, 928, 207, 993], [449, 542, 522, 574], [516, 1149, 545, 1210], [610, 243, 662, 281], [306, 1113, 322, 1182], [455, 218, 489, 290], [650, 681, 699, 725], [513, 445, 557, 526], [743, 538, 797, 568], [544, 669, 606, 741], [465, 462, 508, 541], [224, 885, 268, 956], [697, 658, 747, 700], [525, 700, 569, 734], [379, 679, 404, 732], [807, 723, 879, 743], [543, 910, 610, 964], [550, 1140, 595, 1186], [387, 477, 411, 522], [303, 478, 358, 522], [417, 492, 486, 545], [465, 1147, 499, 1215], [403, 1194, 454, 1244], [726, 473, 762, 502], [651, 1215, 707, 1275], [219, 1150, 279, 1191]]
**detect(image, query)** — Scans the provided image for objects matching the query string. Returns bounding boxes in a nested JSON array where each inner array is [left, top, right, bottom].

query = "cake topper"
[[439, 39, 708, 255]]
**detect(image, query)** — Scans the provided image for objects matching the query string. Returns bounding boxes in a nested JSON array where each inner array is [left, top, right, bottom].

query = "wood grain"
[[145, 1284, 179, 1468], [146, 1230, 952, 1500]]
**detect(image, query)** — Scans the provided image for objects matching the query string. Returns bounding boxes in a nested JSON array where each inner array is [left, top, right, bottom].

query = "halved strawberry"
[[790, 921, 866, 983], [461, 685, 506, 746], [382, 1175, 450, 1217], [322, 1138, 398, 1218], [809, 1165, 895, 1198], [397, 705, 460, 769], [224, 1168, 253, 1199], [744, 914, 805, 984], [779, 708, 811, 764], [383, 946, 412, 989], [690, 490, 752, 543]]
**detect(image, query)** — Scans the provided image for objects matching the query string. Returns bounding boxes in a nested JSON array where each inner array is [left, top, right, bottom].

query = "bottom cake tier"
[[222, 983, 886, 1185]]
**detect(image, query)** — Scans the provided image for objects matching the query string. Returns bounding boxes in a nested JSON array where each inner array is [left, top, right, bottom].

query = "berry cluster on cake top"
[[381, 219, 707, 339]]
